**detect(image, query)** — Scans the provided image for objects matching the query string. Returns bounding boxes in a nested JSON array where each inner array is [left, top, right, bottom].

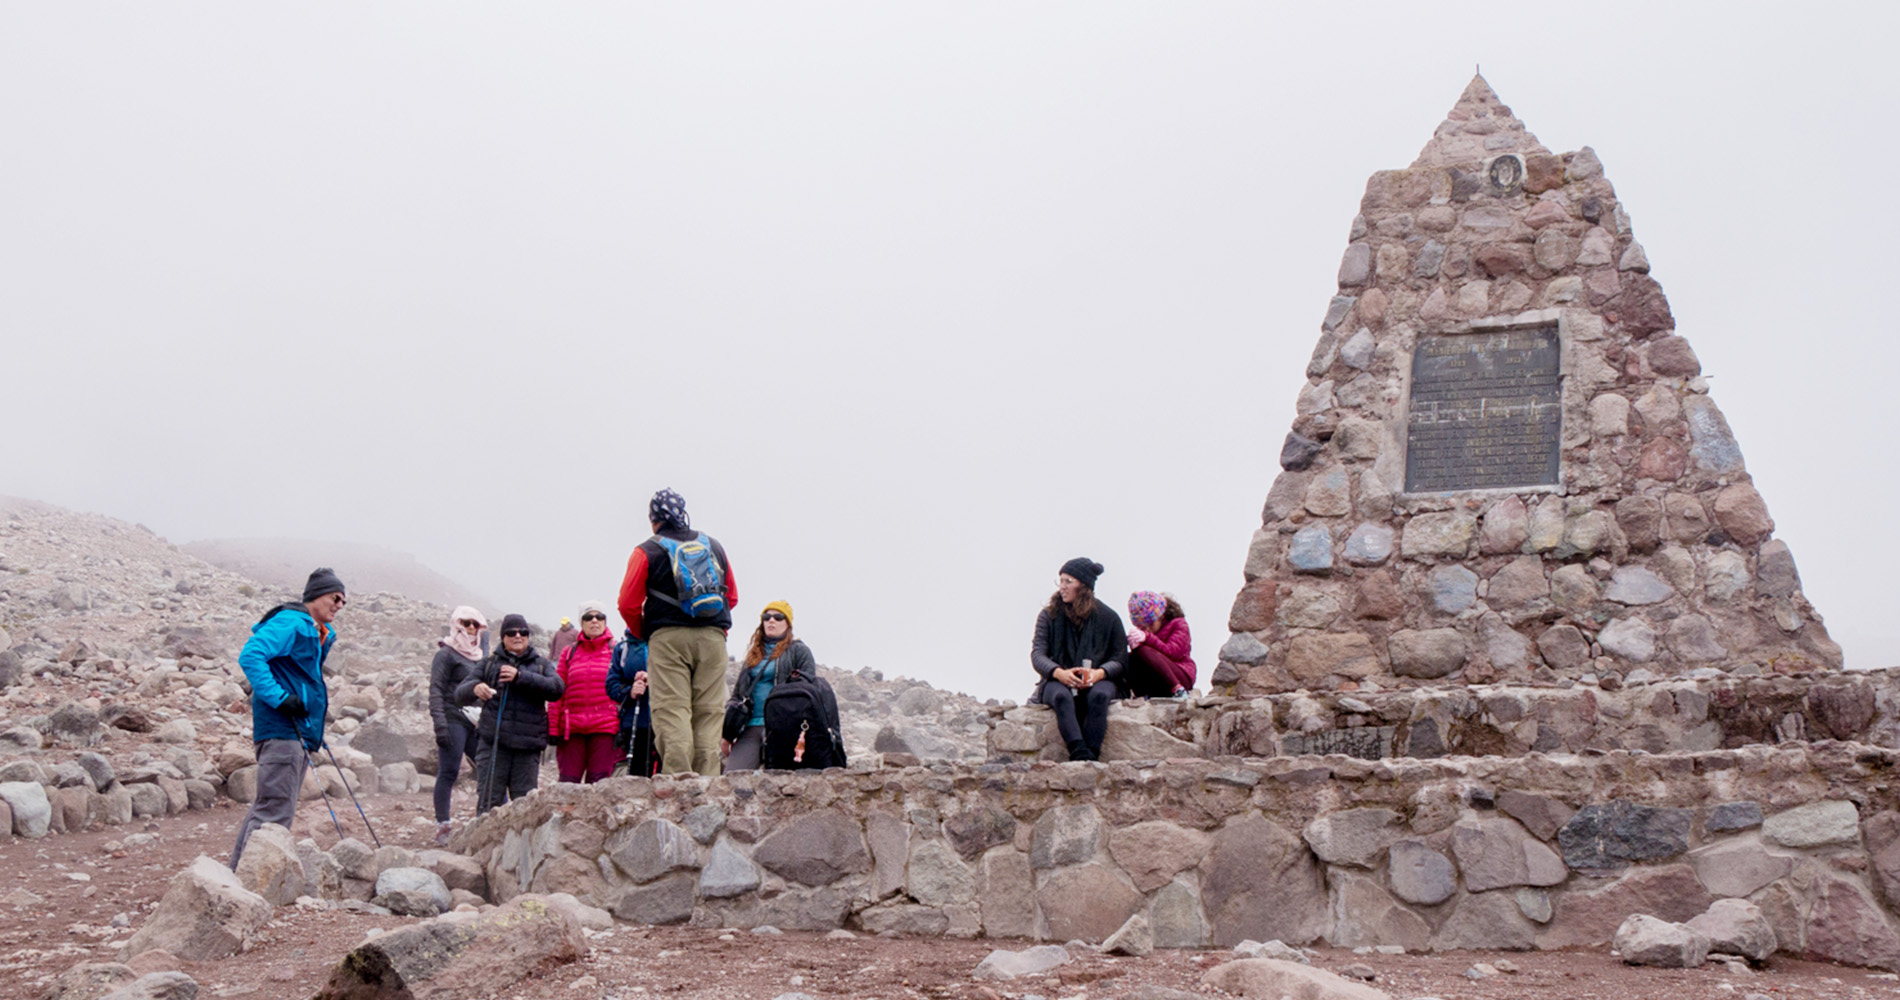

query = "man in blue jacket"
[[228, 567, 345, 868]]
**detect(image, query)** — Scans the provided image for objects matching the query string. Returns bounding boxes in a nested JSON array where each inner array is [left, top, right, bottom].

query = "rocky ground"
[[5, 793, 1899, 1000]]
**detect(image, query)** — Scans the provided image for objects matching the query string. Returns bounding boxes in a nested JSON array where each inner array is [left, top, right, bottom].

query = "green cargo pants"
[[646, 625, 729, 776]]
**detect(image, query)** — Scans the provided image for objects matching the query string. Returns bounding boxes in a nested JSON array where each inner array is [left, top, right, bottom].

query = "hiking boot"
[[432, 821, 453, 847]]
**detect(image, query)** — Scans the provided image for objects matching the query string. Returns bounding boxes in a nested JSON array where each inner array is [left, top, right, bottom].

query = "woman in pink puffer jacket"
[[549, 600, 623, 783], [1125, 591, 1196, 699]]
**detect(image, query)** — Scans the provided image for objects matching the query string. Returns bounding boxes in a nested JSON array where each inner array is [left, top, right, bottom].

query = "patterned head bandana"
[[650, 488, 690, 531], [1128, 591, 1165, 631]]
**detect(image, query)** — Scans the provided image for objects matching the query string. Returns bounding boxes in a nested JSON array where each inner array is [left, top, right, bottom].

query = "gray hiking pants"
[[229, 738, 307, 868]]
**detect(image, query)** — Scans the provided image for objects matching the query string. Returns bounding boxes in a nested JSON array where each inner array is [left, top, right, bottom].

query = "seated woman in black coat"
[[1030, 557, 1127, 761]]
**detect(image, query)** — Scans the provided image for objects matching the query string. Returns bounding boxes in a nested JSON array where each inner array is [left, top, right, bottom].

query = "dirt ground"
[[4, 794, 1900, 1000]]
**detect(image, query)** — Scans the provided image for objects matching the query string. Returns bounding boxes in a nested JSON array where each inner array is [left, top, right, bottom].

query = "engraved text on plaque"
[[1405, 326, 1562, 492]]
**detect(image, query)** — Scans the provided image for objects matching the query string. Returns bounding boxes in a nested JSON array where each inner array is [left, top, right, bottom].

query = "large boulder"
[[1613, 914, 1709, 968], [1806, 871, 1900, 969], [119, 857, 273, 962], [99, 971, 199, 1000], [314, 895, 584, 999], [43, 962, 138, 1000], [0, 781, 51, 838], [348, 713, 439, 771], [1201, 958, 1391, 1000], [1686, 898, 1777, 962], [234, 823, 305, 905], [374, 867, 452, 917]]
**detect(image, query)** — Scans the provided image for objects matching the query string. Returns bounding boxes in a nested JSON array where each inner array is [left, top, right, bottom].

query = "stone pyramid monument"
[[1214, 76, 1842, 697]]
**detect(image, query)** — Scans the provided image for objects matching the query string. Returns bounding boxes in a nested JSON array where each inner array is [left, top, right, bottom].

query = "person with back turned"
[[616, 488, 737, 776], [229, 568, 344, 867]]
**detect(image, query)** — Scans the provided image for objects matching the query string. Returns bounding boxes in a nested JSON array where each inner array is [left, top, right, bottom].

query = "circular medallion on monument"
[[1486, 153, 1524, 195]]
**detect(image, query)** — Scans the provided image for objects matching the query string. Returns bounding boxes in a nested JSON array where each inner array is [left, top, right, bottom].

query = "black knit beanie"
[[499, 613, 531, 634], [302, 567, 346, 603], [1058, 557, 1103, 590]]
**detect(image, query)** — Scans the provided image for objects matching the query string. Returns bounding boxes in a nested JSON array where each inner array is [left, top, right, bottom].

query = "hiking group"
[[228, 490, 1193, 864]]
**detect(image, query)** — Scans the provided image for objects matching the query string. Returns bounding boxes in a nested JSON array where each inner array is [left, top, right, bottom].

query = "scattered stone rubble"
[[1217, 75, 1841, 696]]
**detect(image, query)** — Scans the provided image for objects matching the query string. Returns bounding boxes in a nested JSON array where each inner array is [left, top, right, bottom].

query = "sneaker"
[[432, 821, 452, 847]]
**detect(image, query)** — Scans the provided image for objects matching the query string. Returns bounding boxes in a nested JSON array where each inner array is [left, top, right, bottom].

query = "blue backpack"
[[654, 533, 728, 619]]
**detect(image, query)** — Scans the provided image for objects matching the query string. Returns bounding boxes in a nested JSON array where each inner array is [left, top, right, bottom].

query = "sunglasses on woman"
[[457, 620, 481, 629], [580, 613, 606, 622], [501, 629, 531, 638], [761, 612, 787, 623]]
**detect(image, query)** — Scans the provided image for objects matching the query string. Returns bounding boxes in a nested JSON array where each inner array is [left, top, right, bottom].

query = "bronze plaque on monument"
[[1405, 326, 1562, 492]]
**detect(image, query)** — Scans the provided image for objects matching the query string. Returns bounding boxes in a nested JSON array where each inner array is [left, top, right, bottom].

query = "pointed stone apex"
[[1412, 74, 1550, 169]]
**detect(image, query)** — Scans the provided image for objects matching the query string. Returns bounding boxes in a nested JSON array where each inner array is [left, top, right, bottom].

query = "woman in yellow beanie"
[[722, 600, 814, 771]]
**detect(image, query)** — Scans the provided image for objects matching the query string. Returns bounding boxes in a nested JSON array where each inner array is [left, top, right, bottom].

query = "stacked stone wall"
[[986, 669, 1900, 763], [1216, 77, 1840, 697], [453, 743, 1900, 968]]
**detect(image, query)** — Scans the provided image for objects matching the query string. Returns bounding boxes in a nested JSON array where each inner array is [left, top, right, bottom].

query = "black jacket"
[[1029, 602, 1128, 704], [455, 646, 564, 752], [428, 646, 481, 739]]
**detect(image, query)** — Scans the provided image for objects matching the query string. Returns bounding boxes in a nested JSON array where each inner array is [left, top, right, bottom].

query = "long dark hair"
[[1160, 594, 1185, 623], [743, 622, 794, 669], [1048, 585, 1097, 626]]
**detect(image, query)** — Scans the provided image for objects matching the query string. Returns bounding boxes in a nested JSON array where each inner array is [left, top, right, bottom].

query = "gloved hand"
[[277, 693, 309, 719]]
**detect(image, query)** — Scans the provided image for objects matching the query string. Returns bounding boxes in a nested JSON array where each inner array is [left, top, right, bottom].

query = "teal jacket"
[[239, 604, 334, 749]]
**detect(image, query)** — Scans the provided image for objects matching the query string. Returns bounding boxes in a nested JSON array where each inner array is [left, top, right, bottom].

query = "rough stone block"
[[1201, 815, 1325, 947], [1387, 839, 1456, 906], [1301, 808, 1401, 869], [1558, 801, 1692, 871], [1388, 629, 1467, 679], [1035, 864, 1141, 943], [1761, 800, 1858, 849], [1110, 821, 1211, 893], [752, 810, 868, 887], [1401, 512, 1476, 559], [1030, 805, 1102, 869]]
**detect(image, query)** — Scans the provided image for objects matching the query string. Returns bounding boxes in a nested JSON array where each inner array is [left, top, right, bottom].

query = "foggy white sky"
[[4, 4, 1896, 702]]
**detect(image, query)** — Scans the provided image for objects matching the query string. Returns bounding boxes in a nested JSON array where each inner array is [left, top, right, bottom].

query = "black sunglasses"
[[761, 611, 787, 623], [501, 629, 531, 638], [580, 613, 606, 622]]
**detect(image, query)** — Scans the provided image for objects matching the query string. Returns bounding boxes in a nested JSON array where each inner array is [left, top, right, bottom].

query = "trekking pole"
[[304, 752, 349, 842], [323, 744, 382, 848], [477, 684, 510, 814]]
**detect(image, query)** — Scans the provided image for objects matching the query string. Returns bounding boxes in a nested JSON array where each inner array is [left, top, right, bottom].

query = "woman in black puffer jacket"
[[455, 614, 564, 813], [428, 606, 488, 843]]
